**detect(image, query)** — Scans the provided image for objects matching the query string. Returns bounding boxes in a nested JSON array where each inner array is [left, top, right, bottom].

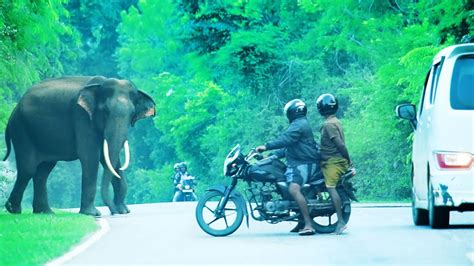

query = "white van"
[[396, 43, 474, 228]]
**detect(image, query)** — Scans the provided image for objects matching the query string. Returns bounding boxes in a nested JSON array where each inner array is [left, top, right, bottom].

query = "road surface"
[[63, 202, 474, 265]]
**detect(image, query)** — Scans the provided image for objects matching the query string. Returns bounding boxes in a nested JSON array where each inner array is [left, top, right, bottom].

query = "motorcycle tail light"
[[435, 151, 473, 169]]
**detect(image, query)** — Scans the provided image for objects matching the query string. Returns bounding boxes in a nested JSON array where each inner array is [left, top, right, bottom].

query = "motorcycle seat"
[[305, 168, 355, 187]]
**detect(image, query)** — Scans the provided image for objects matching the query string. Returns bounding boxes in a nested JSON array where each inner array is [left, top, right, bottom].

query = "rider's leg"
[[327, 187, 346, 234], [286, 165, 314, 232], [289, 183, 312, 231], [172, 191, 182, 202], [322, 158, 349, 234]]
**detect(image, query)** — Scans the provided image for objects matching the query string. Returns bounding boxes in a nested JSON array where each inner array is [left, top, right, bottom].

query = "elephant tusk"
[[103, 139, 122, 179], [119, 140, 130, 171]]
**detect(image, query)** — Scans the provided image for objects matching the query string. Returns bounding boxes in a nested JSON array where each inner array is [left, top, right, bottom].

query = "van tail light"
[[435, 152, 473, 169]]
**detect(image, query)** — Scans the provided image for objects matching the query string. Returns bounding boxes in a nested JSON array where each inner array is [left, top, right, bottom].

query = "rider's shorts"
[[285, 163, 317, 186], [321, 157, 349, 188]]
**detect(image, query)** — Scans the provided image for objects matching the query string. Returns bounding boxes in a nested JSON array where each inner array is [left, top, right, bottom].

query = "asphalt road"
[[63, 202, 474, 265]]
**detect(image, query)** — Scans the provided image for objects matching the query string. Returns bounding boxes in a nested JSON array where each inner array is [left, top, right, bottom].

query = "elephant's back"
[[18, 76, 96, 112], [29, 76, 95, 95]]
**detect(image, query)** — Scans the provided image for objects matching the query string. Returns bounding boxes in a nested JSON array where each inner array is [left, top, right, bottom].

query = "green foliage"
[[214, 26, 285, 94], [0, 210, 97, 266], [0, 0, 79, 112], [127, 167, 174, 203], [64, 0, 138, 76]]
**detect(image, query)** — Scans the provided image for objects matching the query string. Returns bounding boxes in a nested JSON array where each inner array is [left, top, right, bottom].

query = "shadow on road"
[[448, 224, 474, 229]]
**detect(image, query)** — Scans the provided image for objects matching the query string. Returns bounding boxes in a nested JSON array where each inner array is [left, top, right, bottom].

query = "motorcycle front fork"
[[215, 177, 238, 217]]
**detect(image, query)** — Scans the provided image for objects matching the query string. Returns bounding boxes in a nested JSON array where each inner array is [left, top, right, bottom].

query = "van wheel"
[[428, 185, 450, 229], [411, 188, 428, 226]]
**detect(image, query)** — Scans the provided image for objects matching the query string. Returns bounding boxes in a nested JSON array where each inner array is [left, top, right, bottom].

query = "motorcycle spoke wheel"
[[313, 213, 339, 232], [312, 192, 351, 234], [203, 204, 215, 214], [195, 191, 244, 237]]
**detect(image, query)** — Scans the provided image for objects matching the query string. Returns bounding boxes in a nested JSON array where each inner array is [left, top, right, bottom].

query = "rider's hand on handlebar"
[[256, 145, 267, 153]]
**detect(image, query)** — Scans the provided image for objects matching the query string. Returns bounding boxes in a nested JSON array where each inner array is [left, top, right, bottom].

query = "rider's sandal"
[[290, 222, 304, 233], [298, 228, 316, 236], [334, 223, 347, 235]]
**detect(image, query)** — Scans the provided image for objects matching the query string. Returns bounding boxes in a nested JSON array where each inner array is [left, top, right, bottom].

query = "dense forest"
[[0, 0, 472, 208]]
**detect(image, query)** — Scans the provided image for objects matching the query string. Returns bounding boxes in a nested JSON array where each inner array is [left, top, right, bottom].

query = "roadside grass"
[[0, 209, 98, 266], [357, 198, 411, 203]]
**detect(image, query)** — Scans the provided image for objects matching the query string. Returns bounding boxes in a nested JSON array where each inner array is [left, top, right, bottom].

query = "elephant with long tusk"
[[3, 76, 156, 216]]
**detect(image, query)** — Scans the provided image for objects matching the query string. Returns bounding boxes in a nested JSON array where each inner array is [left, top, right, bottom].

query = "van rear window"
[[451, 56, 474, 110]]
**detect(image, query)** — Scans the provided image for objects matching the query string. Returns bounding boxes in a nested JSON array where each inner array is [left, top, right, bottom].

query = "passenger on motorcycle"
[[317, 93, 352, 235], [256, 99, 321, 236], [172, 162, 197, 202]]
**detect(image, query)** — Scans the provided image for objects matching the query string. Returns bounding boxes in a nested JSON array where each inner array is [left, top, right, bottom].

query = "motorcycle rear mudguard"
[[206, 185, 249, 228]]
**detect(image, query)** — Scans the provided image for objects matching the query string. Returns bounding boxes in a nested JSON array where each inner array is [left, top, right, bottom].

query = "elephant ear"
[[77, 77, 105, 120], [132, 90, 156, 126]]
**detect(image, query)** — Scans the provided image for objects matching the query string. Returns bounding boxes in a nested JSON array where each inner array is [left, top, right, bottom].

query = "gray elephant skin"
[[3, 76, 156, 216]]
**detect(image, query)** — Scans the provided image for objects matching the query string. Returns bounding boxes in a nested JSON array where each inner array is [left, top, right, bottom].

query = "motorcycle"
[[195, 144, 357, 237], [178, 174, 197, 202]]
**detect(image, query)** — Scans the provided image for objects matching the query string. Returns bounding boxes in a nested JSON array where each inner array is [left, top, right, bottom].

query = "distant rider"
[[172, 162, 197, 202], [256, 99, 321, 236]]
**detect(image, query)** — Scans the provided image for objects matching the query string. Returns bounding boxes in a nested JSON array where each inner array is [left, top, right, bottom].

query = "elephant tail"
[[3, 116, 12, 161]]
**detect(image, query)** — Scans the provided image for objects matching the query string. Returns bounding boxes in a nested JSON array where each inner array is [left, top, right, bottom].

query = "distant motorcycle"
[[195, 144, 357, 237], [178, 174, 197, 202]]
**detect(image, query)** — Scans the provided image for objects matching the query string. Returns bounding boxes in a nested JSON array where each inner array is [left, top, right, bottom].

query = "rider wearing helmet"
[[172, 162, 187, 202], [172, 162, 197, 202], [178, 162, 187, 174], [316, 93, 351, 234], [173, 163, 181, 172], [256, 99, 320, 235]]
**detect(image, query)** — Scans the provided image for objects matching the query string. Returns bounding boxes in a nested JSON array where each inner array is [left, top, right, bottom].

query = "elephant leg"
[[6, 169, 33, 214], [6, 158, 36, 214], [112, 173, 129, 214], [101, 168, 119, 215], [79, 157, 101, 217], [32, 161, 57, 214]]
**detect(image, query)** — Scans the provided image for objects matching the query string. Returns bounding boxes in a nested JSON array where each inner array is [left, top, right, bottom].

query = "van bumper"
[[431, 169, 474, 209]]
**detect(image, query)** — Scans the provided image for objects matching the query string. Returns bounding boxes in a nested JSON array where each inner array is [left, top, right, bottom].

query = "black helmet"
[[179, 162, 187, 173], [284, 99, 307, 122], [316, 94, 338, 116]]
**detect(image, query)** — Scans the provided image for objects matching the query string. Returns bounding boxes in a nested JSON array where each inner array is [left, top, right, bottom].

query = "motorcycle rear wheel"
[[195, 191, 244, 237], [312, 191, 351, 234]]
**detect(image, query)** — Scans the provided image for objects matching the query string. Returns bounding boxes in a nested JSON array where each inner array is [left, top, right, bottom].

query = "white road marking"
[[466, 252, 474, 263], [46, 217, 110, 266]]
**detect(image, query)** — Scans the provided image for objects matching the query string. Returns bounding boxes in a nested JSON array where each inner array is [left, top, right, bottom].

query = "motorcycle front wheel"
[[195, 191, 244, 237], [312, 191, 351, 234]]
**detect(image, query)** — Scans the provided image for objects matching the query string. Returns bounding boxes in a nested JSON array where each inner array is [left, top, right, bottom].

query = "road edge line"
[[46, 217, 110, 266]]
